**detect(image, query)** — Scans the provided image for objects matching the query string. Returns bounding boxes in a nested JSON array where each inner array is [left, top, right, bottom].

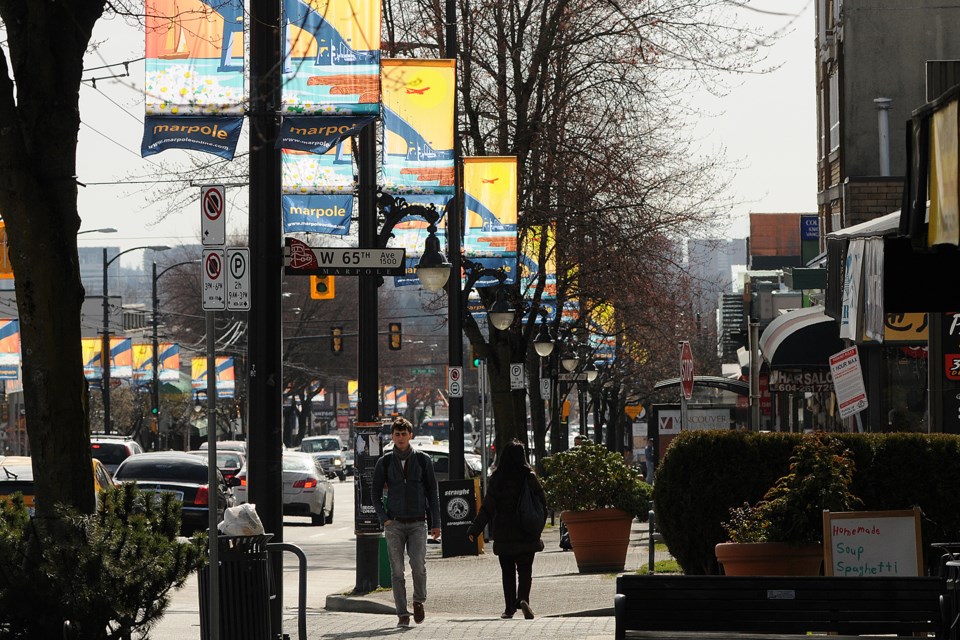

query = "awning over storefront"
[[759, 305, 844, 369]]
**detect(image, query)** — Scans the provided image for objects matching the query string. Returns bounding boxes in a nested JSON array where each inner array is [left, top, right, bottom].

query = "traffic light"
[[470, 347, 481, 368], [310, 275, 335, 300], [388, 322, 402, 350], [331, 326, 343, 353], [150, 406, 159, 416]]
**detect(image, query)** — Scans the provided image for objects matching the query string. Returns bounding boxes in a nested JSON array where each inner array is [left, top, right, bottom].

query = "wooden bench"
[[614, 575, 950, 640]]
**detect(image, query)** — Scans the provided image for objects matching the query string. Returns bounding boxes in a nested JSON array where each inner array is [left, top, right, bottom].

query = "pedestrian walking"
[[466, 439, 546, 620], [644, 437, 655, 484], [373, 417, 442, 627]]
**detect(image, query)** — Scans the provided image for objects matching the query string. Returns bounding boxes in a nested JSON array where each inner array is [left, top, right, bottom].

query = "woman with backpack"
[[466, 439, 547, 620]]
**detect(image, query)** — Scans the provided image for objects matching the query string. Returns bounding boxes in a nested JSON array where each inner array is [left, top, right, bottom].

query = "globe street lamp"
[[533, 322, 555, 357], [151, 259, 199, 449], [102, 245, 170, 433], [415, 218, 452, 292]]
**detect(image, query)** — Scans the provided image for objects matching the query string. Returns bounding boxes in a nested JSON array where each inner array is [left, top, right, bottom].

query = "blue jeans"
[[384, 520, 428, 617]]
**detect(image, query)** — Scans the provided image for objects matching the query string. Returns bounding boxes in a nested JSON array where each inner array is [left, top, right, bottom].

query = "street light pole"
[[101, 245, 170, 434]]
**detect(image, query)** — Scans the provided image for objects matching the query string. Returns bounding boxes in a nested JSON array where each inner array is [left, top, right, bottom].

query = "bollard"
[[648, 501, 657, 573]]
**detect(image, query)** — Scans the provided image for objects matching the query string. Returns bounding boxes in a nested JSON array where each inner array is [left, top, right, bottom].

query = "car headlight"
[[334, 459, 342, 466]]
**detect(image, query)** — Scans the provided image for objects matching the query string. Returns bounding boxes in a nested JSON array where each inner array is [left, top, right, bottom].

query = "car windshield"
[[301, 439, 340, 452], [90, 442, 131, 465], [115, 458, 207, 483]]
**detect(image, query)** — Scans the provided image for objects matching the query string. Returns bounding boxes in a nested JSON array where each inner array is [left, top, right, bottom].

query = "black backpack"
[[516, 476, 546, 536]]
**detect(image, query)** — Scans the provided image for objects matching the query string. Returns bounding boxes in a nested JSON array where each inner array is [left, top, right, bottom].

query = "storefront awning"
[[759, 305, 844, 369]]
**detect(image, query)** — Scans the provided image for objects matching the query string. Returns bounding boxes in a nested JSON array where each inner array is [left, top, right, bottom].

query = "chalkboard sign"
[[823, 508, 922, 577]]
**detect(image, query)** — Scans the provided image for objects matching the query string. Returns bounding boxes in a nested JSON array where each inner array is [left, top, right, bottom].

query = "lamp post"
[[102, 245, 169, 434], [152, 259, 199, 449]]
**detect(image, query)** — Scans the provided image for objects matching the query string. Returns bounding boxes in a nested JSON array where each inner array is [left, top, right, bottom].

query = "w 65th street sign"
[[680, 341, 695, 400], [283, 237, 405, 276]]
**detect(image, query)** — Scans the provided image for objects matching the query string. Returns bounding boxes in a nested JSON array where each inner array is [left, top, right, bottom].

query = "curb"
[[325, 593, 397, 615]]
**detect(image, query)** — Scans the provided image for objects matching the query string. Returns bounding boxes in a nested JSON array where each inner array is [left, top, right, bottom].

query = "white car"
[[300, 435, 347, 481], [234, 451, 334, 526], [383, 441, 484, 482]]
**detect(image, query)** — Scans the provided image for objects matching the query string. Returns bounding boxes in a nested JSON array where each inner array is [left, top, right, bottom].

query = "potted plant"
[[542, 440, 651, 573], [716, 431, 863, 576]]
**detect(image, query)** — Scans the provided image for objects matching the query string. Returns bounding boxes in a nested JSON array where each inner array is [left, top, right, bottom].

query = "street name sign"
[[411, 367, 438, 375], [680, 341, 695, 400], [226, 247, 250, 311], [283, 238, 405, 276], [202, 248, 226, 311], [200, 185, 226, 246]]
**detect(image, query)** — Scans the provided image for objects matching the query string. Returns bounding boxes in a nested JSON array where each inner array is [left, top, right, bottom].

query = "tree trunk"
[[0, 2, 106, 516]]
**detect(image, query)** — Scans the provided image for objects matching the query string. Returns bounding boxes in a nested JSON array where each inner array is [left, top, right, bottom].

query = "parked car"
[[90, 436, 144, 475], [0, 456, 117, 514], [186, 449, 246, 485], [299, 435, 347, 481], [383, 441, 483, 483], [233, 451, 334, 526], [113, 451, 231, 535]]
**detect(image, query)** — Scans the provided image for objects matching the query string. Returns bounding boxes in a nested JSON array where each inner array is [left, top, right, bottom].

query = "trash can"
[[199, 534, 273, 640], [378, 534, 392, 588]]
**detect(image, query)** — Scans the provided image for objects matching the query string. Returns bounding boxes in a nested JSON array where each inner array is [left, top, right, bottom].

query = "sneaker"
[[500, 610, 515, 619], [413, 602, 425, 624], [397, 615, 411, 627], [519, 601, 534, 620]]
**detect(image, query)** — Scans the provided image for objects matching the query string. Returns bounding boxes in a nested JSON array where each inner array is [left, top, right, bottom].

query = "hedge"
[[652, 430, 960, 575]]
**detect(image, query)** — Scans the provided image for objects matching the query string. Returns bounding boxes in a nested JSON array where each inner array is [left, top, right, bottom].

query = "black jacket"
[[372, 448, 441, 528], [466, 471, 546, 555]]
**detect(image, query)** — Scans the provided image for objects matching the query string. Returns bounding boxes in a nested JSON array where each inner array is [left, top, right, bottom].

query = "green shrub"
[[654, 431, 960, 576], [0, 483, 206, 639], [542, 440, 652, 520]]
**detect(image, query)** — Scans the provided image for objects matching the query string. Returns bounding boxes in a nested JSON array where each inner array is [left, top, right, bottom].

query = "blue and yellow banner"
[[396, 389, 407, 410], [276, 116, 374, 152], [281, 0, 381, 115], [144, 0, 245, 116], [112, 338, 134, 380], [348, 379, 358, 408], [160, 343, 180, 381], [283, 195, 353, 234], [520, 225, 556, 300], [142, 115, 243, 159], [586, 303, 616, 363], [463, 157, 518, 257], [463, 256, 516, 288], [192, 356, 236, 398], [133, 344, 153, 383], [143, 0, 245, 158], [381, 59, 455, 194], [82, 338, 102, 381], [0, 319, 19, 380]]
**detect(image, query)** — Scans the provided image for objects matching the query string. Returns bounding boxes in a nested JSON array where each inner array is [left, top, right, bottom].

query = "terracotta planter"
[[561, 508, 634, 573], [715, 541, 824, 576]]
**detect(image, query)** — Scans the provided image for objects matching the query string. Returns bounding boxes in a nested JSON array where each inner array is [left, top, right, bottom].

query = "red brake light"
[[293, 479, 317, 489], [194, 485, 209, 506], [91, 444, 101, 449]]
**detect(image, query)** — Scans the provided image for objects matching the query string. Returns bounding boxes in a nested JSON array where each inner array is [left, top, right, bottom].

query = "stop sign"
[[680, 341, 694, 400]]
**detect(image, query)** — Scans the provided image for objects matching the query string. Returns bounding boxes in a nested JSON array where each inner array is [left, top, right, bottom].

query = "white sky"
[[74, 1, 818, 266]]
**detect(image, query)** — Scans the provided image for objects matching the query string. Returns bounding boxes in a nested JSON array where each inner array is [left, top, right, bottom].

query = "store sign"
[[768, 369, 833, 392]]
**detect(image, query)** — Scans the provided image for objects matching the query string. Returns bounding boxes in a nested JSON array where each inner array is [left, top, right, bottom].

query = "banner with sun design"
[[381, 60, 455, 194], [463, 157, 518, 257], [281, 0, 381, 115]]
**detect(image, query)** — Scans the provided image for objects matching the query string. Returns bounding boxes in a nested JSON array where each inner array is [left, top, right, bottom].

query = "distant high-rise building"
[[686, 238, 747, 314]]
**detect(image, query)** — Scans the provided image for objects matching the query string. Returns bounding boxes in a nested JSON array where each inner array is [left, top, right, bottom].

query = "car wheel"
[[325, 505, 334, 524], [311, 513, 326, 526]]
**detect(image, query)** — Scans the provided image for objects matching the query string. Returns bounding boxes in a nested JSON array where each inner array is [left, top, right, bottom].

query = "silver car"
[[233, 451, 334, 526], [299, 435, 347, 481]]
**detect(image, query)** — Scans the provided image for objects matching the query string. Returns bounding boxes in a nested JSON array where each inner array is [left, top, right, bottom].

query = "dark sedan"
[[113, 451, 231, 534]]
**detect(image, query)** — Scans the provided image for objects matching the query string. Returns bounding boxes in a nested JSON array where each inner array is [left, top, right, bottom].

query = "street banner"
[[396, 389, 408, 410], [281, 0, 381, 116], [348, 379, 358, 408], [282, 194, 353, 234], [381, 59, 456, 194], [0, 319, 19, 380], [393, 258, 421, 287], [282, 144, 355, 194], [463, 256, 516, 289], [143, 0, 245, 158], [192, 356, 235, 398], [132, 343, 153, 382], [463, 157, 518, 257], [587, 302, 616, 363], [383, 386, 396, 410], [111, 338, 134, 380], [141, 115, 243, 160], [928, 96, 959, 246], [276, 116, 375, 152], [82, 338, 102, 381], [0, 223, 13, 280], [519, 224, 556, 300], [387, 195, 450, 257], [159, 343, 180, 381]]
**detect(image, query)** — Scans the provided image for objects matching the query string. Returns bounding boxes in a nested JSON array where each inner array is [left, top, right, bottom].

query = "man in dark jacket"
[[373, 417, 441, 627]]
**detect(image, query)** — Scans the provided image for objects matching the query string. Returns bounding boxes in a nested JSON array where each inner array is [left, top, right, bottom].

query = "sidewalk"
[[151, 518, 666, 639]]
